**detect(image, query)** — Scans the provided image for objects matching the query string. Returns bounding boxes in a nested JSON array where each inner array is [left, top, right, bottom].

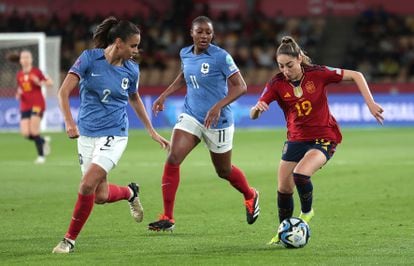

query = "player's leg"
[[294, 141, 336, 223], [19, 112, 30, 138], [148, 123, 200, 231], [52, 163, 106, 253], [268, 159, 297, 245], [28, 111, 46, 163], [210, 150, 259, 224], [205, 124, 258, 224], [94, 175, 143, 223], [20, 111, 41, 162]]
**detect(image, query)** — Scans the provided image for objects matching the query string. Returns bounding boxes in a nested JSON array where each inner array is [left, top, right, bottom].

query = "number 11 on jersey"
[[189, 75, 199, 89]]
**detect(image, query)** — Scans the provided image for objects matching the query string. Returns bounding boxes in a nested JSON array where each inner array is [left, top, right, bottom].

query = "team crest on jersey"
[[293, 86, 303, 98], [305, 81, 316, 94], [121, 78, 129, 90], [201, 63, 210, 74]]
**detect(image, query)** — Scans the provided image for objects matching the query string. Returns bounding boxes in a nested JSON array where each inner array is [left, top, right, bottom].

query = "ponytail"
[[277, 36, 312, 66], [93, 16, 140, 48]]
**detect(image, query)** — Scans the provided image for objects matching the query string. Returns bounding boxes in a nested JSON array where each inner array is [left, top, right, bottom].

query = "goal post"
[[0, 32, 62, 132]]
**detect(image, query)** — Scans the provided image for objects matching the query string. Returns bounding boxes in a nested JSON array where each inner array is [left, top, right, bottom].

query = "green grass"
[[1, 128, 413, 265]]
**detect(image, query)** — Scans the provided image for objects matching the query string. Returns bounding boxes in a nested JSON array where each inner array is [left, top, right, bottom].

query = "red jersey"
[[260, 65, 343, 143], [16, 67, 46, 112]]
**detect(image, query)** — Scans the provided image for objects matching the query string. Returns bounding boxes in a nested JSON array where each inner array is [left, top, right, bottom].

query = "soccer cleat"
[[52, 238, 74, 253], [244, 188, 260, 224], [299, 209, 314, 224], [43, 136, 51, 156], [128, 183, 144, 223], [34, 156, 46, 164], [148, 215, 175, 232], [267, 234, 281, 245]]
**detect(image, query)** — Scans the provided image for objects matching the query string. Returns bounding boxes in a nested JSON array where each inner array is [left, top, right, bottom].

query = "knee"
[[79, 180, 96, 195], [293, 173, 311, 185], [94, 194, 107, 204], [216, 167, 232, 179], [166, 153, 182, 165]]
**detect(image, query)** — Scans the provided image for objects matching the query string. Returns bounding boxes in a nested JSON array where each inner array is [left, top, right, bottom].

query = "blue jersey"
[[180, 44, 239, 129], [69, 49, 139, 137]]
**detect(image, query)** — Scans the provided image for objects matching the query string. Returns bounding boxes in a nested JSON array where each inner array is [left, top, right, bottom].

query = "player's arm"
[[342, 69, 384, 124], [41, 76, 54, 88], [204, 71, 246, 128], [250, 101, 270, 120], [58, 73, 80, 138], [129, 92, 170, 150], [152, 72, 186, 115], [15, 86, 22, 100]]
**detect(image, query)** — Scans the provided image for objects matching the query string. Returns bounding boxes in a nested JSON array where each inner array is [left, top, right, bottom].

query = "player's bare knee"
[[94, 195, 107, 204], [166, 154, 182, 165], [79, 181, 96, 195], [216, 168, 231, 179]]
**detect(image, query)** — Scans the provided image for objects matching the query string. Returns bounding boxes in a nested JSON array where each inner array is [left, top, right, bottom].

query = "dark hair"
[[276, 36, 312, 66], [6, 49, 32, 63], [191, 16, 213, 29], [93, 16, 140, 48]]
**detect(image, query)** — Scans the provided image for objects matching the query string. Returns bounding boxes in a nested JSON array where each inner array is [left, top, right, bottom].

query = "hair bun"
[[281, 36, 294, 44]]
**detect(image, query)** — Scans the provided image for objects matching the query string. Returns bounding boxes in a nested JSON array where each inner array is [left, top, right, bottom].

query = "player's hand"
[[204, 105, 221, 128], [149, 130, 170, 150], [250, 101, 269, 119], [368, 102, 384, 125], [15, 88, 22, 100], [30, 74, 41, 86], [152, 96, 166, 116], [65, 120, 80, 139]]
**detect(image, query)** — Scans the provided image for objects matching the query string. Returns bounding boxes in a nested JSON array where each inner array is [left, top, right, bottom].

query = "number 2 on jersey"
[[295, 100, 312, 116], [101, 89, 111, 103]]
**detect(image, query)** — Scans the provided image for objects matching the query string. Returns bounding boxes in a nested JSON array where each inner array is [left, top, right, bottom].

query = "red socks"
[[65, 193, 95, 240], [106, 184, 132, 203], [162, 162, 180, 219], [227, 165, 254, 200]]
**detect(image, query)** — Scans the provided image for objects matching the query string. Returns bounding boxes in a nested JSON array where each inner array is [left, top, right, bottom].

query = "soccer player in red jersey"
[[250, 36, 384, 244], [15, 50, 53, 164]]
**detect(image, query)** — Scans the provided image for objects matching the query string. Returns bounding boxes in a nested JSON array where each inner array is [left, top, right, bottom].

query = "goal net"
[[0, 33, 62, 131]]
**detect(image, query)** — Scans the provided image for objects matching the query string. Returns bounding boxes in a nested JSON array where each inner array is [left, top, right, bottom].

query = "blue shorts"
[[281, 139, 337, 162]]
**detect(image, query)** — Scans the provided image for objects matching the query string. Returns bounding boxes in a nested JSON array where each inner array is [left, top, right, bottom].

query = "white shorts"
[[174, 113, 234, 153], [77, 135, 128, 174]]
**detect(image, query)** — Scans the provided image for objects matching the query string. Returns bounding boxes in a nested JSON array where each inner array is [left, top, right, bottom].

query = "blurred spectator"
[[0, 4, 336, 86], [344, 6, 414, 82]]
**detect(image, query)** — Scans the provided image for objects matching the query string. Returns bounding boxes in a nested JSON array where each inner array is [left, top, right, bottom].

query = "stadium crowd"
[[1, 4, 413, 85], [343, 6, 414, 83]]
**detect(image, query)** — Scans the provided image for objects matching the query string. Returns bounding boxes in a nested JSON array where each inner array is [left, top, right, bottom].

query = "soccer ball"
[[277, 217, 310, 248]]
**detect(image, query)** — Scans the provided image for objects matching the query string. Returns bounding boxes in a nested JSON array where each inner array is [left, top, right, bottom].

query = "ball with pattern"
[[277, 217, 310, 248]]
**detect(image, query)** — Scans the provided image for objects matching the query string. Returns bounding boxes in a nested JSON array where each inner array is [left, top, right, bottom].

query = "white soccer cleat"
[[34, 156, 46, 164], [128, 183, 144, 222], [52, 238, 74, 253], [43, 136, 51, 156]]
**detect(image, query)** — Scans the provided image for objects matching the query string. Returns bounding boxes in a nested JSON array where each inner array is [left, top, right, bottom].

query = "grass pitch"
[[1, 128, 413, 265]]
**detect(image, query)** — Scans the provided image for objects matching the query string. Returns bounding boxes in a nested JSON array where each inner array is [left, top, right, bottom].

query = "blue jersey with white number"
[[69, 49, 139, 137], [180, 44, 239, 129]]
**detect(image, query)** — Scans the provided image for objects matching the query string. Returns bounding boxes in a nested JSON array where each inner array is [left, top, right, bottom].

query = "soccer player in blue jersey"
[[52, 17, 170, 253], [148, 16, 260, 231]]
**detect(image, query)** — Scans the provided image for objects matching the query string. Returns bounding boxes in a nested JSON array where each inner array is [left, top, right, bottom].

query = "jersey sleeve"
[[69, 50, 90, 79], [131, 63, 139, 94], [34, 68, 46, 81], [219, 51, 239, 78], [321, 66, 344, 84], [259, 81, 279, 105]]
